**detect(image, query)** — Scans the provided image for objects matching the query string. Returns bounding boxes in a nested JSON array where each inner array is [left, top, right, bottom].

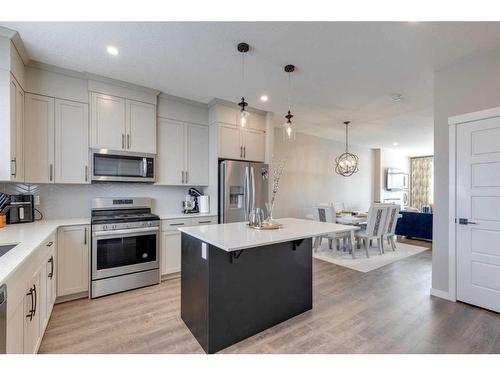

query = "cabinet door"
[[90, 93, 125, 150], [157, 118, 185, 185], [242, 128, 266, 162], [6, 296, 25, 354], [9, 78, 24, 182], [161, 231, 181, 275], [24, 93, 55, 183], [126, 99, 156, 154], [57, 226, 89, 297], [24, 270, 41, 354], [55, 99, 89, 184], [186, 124, 209, 186], [219, 124, 242, 160], [45, 247, 56, 321]]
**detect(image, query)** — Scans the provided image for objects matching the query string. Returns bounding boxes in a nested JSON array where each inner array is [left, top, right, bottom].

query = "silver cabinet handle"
[[84, 227, 87, 245], [240, 146, 243, 158], [85, 165, 88, 182], [181, 171, 184, 184], [49, 164, 53, 181], [244, 147, 246, 158], [122, 134, 125, 149], [11, 158, 16, 177], [186, 171, 188, 184], [127, 134, 130, 149]]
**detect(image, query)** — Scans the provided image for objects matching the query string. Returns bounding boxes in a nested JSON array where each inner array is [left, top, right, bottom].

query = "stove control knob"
[[103, 225, 108, 231], [147, 221, 152, 227]]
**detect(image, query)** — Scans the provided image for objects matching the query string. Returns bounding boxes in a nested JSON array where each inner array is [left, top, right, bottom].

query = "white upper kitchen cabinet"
[[242, 127, 266, 162], [24, 93, 55, 183], [90, 92, 125, 151], [157, 118, 185, 185], [218, 124, 242, 160], [54, 99, 89, 184], [157, 118, 209, 186], [126, 99, 156, 154], [10, 76, 24, 182], [186, 124, 209, 186]]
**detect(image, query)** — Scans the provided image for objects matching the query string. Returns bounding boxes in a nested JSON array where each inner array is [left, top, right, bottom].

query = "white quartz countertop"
[[0, 218, 90, 284], [159, 212, 217, 220], [178, 218, 358, 252]]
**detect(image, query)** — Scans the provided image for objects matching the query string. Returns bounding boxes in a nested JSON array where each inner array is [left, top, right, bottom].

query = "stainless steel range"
[[91, 198, 160, 298]]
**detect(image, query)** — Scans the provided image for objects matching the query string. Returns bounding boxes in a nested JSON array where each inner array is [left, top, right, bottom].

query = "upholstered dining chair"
[[354, 204, 389, 258], [312, 205, 351, 252], [382, 205, 401, 252]]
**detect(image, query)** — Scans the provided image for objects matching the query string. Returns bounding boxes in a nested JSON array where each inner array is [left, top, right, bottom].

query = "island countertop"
[[178, 217, 358, 252]]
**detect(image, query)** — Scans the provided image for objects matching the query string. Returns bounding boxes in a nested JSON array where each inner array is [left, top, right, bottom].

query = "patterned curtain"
[[410, 156, 433, 211]]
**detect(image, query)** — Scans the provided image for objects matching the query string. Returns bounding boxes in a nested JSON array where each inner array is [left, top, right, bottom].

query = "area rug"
[[313, 241, 430, 272]]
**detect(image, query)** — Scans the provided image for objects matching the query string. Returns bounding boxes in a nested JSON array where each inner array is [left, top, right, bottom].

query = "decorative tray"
[[248, 223, 283, 230]]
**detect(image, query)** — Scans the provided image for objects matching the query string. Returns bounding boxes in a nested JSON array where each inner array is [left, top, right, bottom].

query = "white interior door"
[[456, 116, 500, 313]]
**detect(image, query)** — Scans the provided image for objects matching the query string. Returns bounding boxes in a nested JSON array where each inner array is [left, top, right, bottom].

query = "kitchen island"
[[178, 218, 357, 353]]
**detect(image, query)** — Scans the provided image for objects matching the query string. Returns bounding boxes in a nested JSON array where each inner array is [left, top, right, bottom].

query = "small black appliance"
[[7, 194, 35, 224]]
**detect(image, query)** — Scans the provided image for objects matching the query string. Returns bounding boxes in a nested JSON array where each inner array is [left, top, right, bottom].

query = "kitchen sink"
[[0, 244, 18, 258]]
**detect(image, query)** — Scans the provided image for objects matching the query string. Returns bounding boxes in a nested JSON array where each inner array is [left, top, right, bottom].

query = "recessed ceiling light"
[[106, 46, 119, 56], [260, 95, 268, 102], [393, 142, 399, 146]]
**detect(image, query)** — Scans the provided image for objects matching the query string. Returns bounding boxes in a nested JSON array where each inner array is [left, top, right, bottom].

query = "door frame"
[[447, 105, 500, 302]]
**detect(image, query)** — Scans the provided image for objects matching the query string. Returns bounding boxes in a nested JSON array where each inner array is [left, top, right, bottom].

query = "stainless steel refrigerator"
[[219, 160, 269, 223]]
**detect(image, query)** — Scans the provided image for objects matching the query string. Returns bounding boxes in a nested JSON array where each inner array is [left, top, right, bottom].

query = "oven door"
[[91, 149, 155, 182], [92, 227, 159, 280]]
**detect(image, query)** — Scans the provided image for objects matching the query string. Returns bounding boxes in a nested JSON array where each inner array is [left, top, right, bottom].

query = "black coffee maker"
[[7, 194, 35, 224]]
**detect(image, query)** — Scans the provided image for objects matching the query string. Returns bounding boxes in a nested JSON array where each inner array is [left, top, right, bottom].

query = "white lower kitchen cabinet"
[[57, 225, 89, 298], [5, 233, 57, 354], [160, 216, 217, 278], [161, 231, 182, 275]]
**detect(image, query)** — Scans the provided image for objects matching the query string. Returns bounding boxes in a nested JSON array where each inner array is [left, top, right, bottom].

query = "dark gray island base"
[[180, 233, 313, 354]]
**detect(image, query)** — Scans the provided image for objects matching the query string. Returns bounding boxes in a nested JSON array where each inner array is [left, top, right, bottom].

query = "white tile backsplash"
[[1, 182, 200, 219]]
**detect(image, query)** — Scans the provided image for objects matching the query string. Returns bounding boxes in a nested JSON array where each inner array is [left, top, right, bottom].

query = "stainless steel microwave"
[[91, 149, 155, 183]]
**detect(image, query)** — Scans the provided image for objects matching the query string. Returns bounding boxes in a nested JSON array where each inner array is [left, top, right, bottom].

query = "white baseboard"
[[430, 288, 456, 302]]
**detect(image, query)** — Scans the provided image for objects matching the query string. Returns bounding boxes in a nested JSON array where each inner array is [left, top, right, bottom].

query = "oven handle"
[[93, 226, 160, 238]]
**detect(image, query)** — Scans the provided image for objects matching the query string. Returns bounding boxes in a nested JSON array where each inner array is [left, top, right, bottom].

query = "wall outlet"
[[34, 195, 41, 206]]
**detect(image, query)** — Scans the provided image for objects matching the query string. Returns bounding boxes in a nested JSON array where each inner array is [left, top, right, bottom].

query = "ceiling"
[[3, 22, 500, 156]]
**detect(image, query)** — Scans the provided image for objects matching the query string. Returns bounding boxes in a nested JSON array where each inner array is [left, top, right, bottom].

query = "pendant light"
[[283, 64, 296, 141], [237, 42, 250, 128], [335, 121, 359, 177]]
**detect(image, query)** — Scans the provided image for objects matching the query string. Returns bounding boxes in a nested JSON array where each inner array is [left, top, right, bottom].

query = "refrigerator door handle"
[[244, 166, 250, 221], [250, 166, 256, 212]]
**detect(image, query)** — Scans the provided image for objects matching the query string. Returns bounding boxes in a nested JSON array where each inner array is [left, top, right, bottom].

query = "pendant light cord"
[[241, 52, 245, 96], [345, 122, 349, 153]]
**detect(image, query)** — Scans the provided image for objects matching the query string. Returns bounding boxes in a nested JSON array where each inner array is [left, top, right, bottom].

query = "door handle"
[[48, 256, 54, 279], [11, 158, 16, 177], [458, 218, 478, 225]]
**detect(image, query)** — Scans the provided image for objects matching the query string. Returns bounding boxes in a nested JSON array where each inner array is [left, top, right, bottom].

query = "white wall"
[[373, 148, 411, 204], [272, 128, 374, 219], [433, 48, 500, 295]]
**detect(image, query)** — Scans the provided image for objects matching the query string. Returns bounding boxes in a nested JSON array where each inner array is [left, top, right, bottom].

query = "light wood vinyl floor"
[[39, 241, 500, 354]]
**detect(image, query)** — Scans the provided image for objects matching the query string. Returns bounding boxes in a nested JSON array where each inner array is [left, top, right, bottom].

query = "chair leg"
[[381, 236, 386, 253], [350, 231, 355, 259], [377, 238, 383, 255], [390, 236, 397, 251], [364, 238, 370, 258], [328, 238, 333, 250], [313, 237, 319, 252]]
